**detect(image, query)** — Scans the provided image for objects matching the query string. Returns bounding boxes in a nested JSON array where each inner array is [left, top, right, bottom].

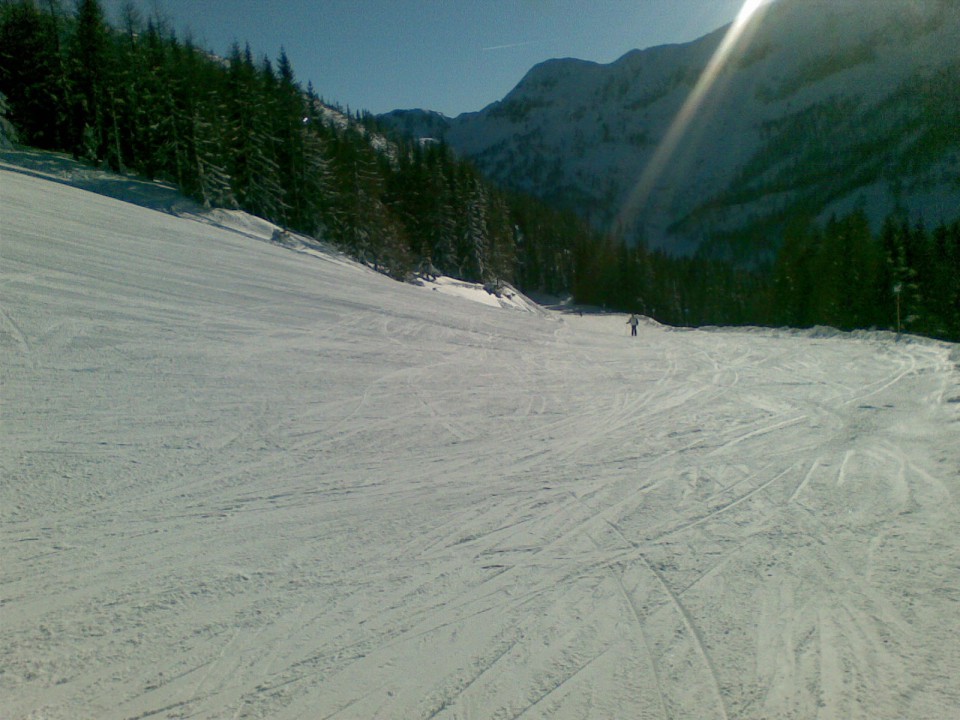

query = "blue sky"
[[104, 1, 752, 117]]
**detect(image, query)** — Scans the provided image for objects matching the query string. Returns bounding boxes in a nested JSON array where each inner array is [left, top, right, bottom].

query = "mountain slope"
[[380, 0, 960, 255]]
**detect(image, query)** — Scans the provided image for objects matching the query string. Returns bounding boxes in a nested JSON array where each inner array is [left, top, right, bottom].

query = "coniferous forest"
[[2, 0, 958, 341]]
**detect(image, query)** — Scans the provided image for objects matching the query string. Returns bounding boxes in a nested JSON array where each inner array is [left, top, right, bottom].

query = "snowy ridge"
[[3, 159, 960, 719]]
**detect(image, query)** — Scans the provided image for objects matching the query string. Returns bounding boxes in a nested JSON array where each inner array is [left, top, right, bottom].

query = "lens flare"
[[615, 0, 775, 239], [737, 0, 772, 24]]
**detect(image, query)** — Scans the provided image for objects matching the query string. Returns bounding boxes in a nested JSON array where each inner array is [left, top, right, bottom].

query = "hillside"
[[3, 151, 960, 719], [379, 0, 960, 256]]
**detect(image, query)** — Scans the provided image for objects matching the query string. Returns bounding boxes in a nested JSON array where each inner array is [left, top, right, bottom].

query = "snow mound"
[[414, 275, 545, 313]]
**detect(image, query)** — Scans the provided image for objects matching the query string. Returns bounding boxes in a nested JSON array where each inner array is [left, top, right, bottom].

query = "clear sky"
[[103, 0, 752, 117]]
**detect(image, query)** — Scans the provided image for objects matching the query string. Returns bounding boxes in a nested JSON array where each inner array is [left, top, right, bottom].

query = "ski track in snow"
[[2, 164, 960, 719]]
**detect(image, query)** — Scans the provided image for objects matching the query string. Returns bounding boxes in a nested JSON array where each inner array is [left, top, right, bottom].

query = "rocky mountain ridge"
[[380, 0, 960, 257]]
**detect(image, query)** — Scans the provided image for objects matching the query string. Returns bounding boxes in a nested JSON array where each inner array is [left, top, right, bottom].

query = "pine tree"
[[927, 222, 960, 340], [879, 216, 916, 333], [296, 84, 336, 237], [109, 4, 144, 171], [0, 0, 68, 148], [423, 141, 459, 276], [272, 48, 308, 230], [327, 125, 388, 266], [67, 0, 112, 164], [773, 219, 815, 327], [224, 44, 284, 221], [485, 189, 516, 285], [130, 18, 181, 180], [459, 171, 490, 282], [178, 39, 235, 208]]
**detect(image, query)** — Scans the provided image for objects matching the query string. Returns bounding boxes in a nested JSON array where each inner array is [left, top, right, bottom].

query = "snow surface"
[[2, 159, 960, 720]]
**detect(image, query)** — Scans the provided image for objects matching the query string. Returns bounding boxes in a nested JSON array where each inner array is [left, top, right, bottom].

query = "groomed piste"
[[2, 154, 959, 719]]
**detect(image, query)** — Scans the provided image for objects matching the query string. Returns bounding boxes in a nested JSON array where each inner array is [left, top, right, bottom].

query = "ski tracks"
[[6, 188, 959, 720]]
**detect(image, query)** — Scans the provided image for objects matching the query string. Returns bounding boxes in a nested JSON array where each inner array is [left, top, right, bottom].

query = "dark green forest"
[[2, 0, 958, 341]]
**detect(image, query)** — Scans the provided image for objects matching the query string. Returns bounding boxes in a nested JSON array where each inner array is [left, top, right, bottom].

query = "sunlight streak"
[[614, 0, 775, 238], [737, 0, 773, 24]]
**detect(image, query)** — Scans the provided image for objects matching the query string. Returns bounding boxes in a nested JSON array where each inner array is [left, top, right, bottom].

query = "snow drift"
[[2, 157, 959, 719]]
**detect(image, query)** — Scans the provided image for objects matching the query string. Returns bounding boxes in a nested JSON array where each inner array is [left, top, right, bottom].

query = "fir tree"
[[0, 0, 68, 148], [67, 0, 112, 164]]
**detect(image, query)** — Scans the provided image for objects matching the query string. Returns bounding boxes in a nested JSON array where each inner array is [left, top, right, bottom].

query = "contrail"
[[482, 40, 544, 52]]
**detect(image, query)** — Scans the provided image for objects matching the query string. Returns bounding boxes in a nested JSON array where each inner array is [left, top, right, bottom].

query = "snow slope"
[[2, 162, 960, 719]]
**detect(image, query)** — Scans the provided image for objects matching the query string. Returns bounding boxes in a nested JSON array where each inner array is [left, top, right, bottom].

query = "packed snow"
[[2, 155, 959, 719]]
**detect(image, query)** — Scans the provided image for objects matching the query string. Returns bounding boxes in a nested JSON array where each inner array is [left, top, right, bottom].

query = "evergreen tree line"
[[772, 211, 960, 341], [0, 0, 585, 288], [577, 210, 959, 341], [2, 0, 958, 342]]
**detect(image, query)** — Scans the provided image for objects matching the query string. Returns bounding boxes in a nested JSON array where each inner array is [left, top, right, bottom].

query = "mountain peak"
[[378, 0, 960, 255]]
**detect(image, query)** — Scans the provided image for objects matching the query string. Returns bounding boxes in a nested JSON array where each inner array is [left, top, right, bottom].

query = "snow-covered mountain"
[[380, 0, 960, 254]]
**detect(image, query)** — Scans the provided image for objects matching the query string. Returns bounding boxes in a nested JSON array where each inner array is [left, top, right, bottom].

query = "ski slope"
[[2, 158, 959, 719]]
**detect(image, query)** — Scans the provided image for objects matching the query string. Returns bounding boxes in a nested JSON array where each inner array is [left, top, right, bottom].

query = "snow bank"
[[414, 275, 545, 313]]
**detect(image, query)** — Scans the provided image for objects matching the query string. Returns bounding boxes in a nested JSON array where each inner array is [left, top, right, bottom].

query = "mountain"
[[379, 0, 960, 257]]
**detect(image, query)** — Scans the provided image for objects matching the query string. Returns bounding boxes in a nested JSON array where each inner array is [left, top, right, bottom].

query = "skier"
[[627, 313, 640, 336]]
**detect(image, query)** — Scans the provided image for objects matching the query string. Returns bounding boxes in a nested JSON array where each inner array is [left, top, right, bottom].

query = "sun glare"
[[614, 0, 775, 237], [737, 0, 772, 24]]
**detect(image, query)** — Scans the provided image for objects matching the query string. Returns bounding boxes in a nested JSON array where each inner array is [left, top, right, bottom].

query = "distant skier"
[[627, 313, 639, 336]]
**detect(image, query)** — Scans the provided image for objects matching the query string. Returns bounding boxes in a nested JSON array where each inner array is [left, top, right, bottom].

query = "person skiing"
[[627, 313, 640, 336]]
